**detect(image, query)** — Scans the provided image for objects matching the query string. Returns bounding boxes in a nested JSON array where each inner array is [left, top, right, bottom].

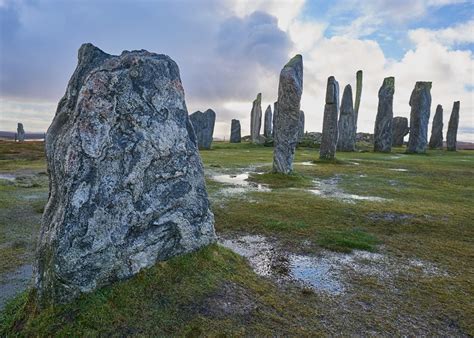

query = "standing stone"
[[189, 109, 216, 150], [337, 84, 356, 152], [272, 54, 303, 174], [354, 70, 363, 141], [230, 119, 241, 143], [392, 117, 409, 147], [264, 105, 272, 138], [374, 77, 395, 153], [36, 43, 216, 306], [17, 123, 25, 142], [272, 101, 278, 137], [407, 82, 432, 153], [298, 110, 305, 141], [446, 101, 460, 151], [320, 76, 340, 160], [250, 93, 262, 144], [429, 104, 443, 149]]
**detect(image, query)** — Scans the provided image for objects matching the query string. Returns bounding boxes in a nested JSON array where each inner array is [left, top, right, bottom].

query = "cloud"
[[409, 20, 474, 46]]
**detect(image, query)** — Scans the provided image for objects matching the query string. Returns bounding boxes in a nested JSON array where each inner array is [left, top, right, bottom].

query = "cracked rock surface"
[[36, 43, 216, 306]]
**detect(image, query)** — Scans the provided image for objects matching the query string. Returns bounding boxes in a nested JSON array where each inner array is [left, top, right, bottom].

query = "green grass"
[[1, 140, 474, 335]]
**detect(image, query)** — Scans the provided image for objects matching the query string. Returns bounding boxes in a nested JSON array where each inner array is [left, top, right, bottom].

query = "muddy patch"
[[308, 175, 388, 203], [0, 264, 33, 311], [220, 235, 447, 296]]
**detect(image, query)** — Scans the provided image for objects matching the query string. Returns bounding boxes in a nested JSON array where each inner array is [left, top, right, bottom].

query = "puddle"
[[389, 168, 408, 172], [350, 162, 360, 166], [220, 235, 447, 296], [0, 174, 16, 181], [211, 172, 271, 195], [308, 176, 388, 203], [0, 264, 33, 311], [296, 161, 316, 166]]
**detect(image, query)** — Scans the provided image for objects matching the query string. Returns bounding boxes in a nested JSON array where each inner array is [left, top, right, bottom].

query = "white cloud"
[[409, 20, 474, 46]]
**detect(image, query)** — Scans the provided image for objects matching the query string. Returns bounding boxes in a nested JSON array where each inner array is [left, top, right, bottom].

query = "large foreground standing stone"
[[273, 55, 303, 173], [250, 93, 262, 144], [264, 105, 272, 138], [446, 101, 460, 151], [337, 84, 356, 152], [320, 76, 340, 160], [36, 43, 216, 306], [374, 77, 395, 152], [392, 117, 409, 147], [407, 82, 432, 153], [298, 110, 305, 141], [429, 104, 443, 149], [189, 109, 216, 150], [230, 119, 241, 143], [17, 123, 25, 142]]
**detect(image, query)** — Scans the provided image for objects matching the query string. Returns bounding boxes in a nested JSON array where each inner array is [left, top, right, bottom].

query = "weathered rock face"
[[374, 77, 395, 152], [337, 84, 356, 152], [272, 101, 278, 138], [189, 109, 216, 150], [446, 101, 460, 151], [273, 55, 303, 174], [17, 123, 25, 142], [392, 117, 409, 147], [429, 104, 443, 149], [263, 105, 272, 138], [250, 93, 262, 144], [407, 82, 432, 153], [354, 70, 363, 144], [298, 110, 305, 141], [230, 119, 241, 143], [36, 43, 216, 306], [320, 76, 340, 160]]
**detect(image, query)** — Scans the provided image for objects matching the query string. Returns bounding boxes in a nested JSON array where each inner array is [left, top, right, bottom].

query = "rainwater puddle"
[[308, 176, 388, 203], [0, 174, 16, 181], [389, 168, 408, 172], [211, 172, 270, 196], [0, 264, 33, 311], [220, 235, 447, 296], [296, 161, 316, 166]]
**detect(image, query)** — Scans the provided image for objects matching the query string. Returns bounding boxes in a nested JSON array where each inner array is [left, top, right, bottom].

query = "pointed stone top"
[[284, 54, 303, 68], [255, 93, 262, 103], [357, 70, 363, 76], [265, 104, 272, 112]]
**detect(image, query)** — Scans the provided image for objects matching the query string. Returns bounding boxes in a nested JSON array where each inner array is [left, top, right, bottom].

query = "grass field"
[[0, 140, 473, 335]]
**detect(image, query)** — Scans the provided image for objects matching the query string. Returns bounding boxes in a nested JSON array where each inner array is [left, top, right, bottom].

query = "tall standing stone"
[[446, 101, 460, 151], [320, 76, 340, 160], [374, 77, 395, 153], [407, 82, 432, 153], [17, 123, 25, 142], [230, 119, 241, 143], [189, 109, 216, 150], [250, 93, 262, 144], [272, 54, 303, 174], [429, 104, 443, 149], [298, 110, 305, 141], [36, 43, 216, 306], [392, 117, 409, 147], [337, 84, 356, 152], [264, 105, 272, 138], [354, 70, 363, 140]]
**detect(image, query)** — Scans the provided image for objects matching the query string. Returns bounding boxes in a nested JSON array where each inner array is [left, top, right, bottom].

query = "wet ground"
[[220, 235, 447, 296], [0, 265, 33, 311]]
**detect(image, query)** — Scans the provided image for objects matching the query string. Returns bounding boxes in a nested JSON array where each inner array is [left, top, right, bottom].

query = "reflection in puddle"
[[296, 161, 316, 166], [389, 168, 408, 172], [309, 176, 388, 203], [0, 174, 16, 181], [211, 172, 270, 195], [220, 235, 447, 296]]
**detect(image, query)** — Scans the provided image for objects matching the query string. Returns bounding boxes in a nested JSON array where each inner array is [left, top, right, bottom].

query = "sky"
[[0, 0, 473, 141]]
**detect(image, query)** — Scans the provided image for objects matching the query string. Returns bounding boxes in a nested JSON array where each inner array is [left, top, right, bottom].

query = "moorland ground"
[[0, 140, 473, 335]]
